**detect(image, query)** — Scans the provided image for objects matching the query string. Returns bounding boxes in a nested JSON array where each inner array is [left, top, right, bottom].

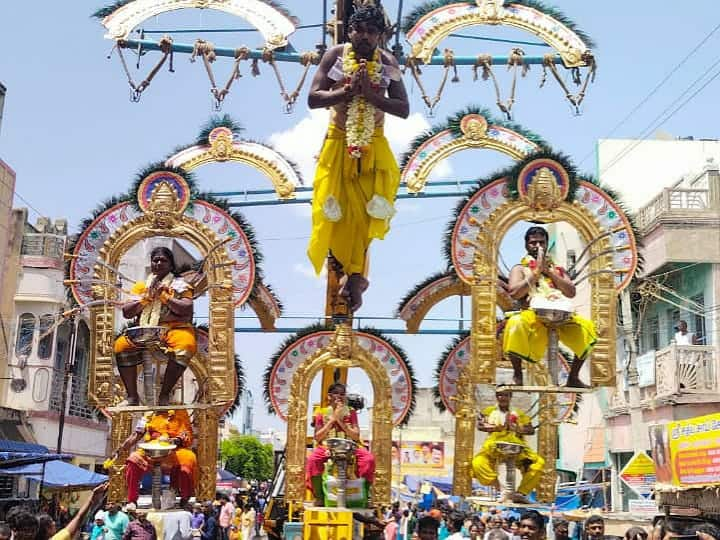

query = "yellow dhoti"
[[503, 309, 597, 363], [114, 322, 197, 367], [472, 439, 545, 495], [307, 124, 400, 275]]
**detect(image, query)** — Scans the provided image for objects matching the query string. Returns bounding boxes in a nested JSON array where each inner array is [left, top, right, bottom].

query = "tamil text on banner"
[[619, 452, 656, 498], [667, 412, 720, 487]]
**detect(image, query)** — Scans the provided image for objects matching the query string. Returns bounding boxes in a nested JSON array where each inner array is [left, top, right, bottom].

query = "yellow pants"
[[503, 309, 597, 363], [307, 124, 400, 275], [114, 325, 197, 361], [472, 440, 545, 495]]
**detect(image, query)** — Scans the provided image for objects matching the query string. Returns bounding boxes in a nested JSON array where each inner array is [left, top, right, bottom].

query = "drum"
[[533, 307, 571, 325], [326, 437, 358, 459], [124, 326, 167, 347], [495, 442, 523, 457]]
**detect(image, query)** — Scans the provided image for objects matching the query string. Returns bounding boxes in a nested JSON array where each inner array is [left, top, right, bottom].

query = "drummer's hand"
[[158, 287, 173, 304]]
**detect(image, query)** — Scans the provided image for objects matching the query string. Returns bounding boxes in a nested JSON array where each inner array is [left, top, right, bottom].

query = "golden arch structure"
[[97, 0, 297, 49], [410, 154, 638, 499], [166, 126, 302, 200], [404, 0, 594, 68], [401, 111, 544, 193], [265, 325, 416, 509], [68, 168, 266, 502]]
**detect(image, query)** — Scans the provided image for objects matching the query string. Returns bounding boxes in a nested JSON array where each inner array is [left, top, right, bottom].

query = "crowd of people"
[[367, 503, 720, 540], [1, 483, 272, 540]]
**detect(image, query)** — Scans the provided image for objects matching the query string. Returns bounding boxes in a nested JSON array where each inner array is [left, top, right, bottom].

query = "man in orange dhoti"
[[107, 409, 196, 505]]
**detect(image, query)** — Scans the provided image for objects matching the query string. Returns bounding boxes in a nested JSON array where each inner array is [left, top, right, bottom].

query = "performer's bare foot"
[[158, 394, 170, 406], [340, 273, 369, 313], [565, 376, 591, 389], [511, 492, 531, 504], [512, 373, 523, 386]]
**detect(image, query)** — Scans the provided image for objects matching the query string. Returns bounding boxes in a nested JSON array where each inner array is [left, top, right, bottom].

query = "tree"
[[220, 434, 274, 480]]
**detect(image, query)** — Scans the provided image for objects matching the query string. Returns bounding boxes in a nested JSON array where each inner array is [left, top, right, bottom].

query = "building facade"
[[601, 144, 720, 511], [1, 213, 107, 469]]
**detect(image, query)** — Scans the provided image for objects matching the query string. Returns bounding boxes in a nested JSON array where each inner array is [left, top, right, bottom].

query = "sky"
[[2, 1, 720, 432]]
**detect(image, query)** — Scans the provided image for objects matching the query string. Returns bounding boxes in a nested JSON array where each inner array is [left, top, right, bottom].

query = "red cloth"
[[125, 450, 194, 503], [304, 407, 376, 495]]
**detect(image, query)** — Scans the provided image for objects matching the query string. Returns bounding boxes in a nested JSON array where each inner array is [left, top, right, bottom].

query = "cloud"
[[268, 110, 453, 185], [292, 262, 326, 283]]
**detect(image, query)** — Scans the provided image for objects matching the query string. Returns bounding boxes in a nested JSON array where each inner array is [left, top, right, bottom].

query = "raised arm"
[[362, 52, 409, 118], [308, 45, 352, 109]]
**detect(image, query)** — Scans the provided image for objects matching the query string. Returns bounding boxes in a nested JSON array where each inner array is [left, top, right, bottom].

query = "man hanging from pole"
[[307, 2, 409, 312]]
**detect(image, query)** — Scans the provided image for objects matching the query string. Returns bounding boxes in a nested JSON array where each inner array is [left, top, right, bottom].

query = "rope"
[[191, 39, 231, 110], [473, 49, 527, 120], [114, 36, 174, 102], [541, 52, 597, 114], [405, 49, 456, 115], [263, 49, 320, 113]]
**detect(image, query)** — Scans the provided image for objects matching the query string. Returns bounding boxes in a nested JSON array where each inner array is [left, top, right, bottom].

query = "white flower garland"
[[342, 44, 382, 159]]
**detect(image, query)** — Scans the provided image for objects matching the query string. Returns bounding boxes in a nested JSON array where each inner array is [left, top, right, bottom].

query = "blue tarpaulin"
[[3, 460, 107, 489]]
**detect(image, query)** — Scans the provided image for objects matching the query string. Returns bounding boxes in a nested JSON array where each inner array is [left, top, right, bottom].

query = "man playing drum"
[[113, 246, 196, 405], [503, 226, 596, 388], [305, 382, 375, 506], [472, 389, 544, 504]]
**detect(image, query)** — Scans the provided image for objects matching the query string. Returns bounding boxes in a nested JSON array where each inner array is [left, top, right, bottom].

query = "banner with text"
[[392, 441, 445, 470], [666, 412, 720, 487]]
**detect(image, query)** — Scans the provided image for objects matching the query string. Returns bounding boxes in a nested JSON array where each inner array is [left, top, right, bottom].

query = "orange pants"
[[114, 325, 197, 365]]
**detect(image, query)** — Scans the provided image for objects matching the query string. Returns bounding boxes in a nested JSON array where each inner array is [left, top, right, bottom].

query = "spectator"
[[92, 512, 108, 540], [399, 510, 411, 540], [8, 507, 39, 540], [36, 514, 56, 540], [470, 525, 484, 540], [417, 516, 439, 540], [624, 527, 647, 540], [384, 513, 399, 540], [103, 502, 129, 540], [124, 504, 137, 522], [446, 512, 465, 540], [218, 495, 235, 540], [191, 504, 205, 538], [52, 483, 109, 540], [239, 504, 255, 540], [674, 321, 698, 345], [553, 519, 570, 540], [201, 504, 219, 540], [122, 509, 156, 540], [684, 523, 720, 540], [0, 523, 11, 540], [485, 516, 510, 540], [584, 517, 605, 540], [518, 511, 545, 540]]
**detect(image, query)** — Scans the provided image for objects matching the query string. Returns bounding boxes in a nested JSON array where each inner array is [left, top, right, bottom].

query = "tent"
[[2, 460, 107, 490], [216, 469, 242, 492]]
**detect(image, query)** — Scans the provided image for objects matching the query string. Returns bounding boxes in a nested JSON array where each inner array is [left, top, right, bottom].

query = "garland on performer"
[[401, 0, 596, 49], [399, 106, 549, 172], [342, 44, 383, 158]]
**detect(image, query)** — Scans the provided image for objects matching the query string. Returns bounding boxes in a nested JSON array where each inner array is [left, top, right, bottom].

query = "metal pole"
[[548, 326, 560, 386], [56, 315, 79, 454]]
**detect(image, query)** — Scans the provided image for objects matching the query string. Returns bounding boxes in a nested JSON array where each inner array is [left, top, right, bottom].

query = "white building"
[[1, 212, 107, 470]]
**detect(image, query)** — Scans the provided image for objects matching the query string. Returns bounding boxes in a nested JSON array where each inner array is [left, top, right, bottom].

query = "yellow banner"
[[663, 412, 720, 487]]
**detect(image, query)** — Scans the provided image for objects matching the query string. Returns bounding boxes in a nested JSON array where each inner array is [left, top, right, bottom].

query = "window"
[[37, 314, 55, 360], [667, 308, 680, 346], [69, 322, 94, 419], [692, 294, 707, 345], [643, 316, 660, 353], [14, 313, 36, 358]]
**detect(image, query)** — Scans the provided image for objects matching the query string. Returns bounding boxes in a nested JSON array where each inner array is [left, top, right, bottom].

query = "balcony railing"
[[635, 188, 711, 231], [640, 344, 717, 402]]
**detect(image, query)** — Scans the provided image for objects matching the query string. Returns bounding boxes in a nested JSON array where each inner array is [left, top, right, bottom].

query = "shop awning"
[[3, 460, 107, 489]]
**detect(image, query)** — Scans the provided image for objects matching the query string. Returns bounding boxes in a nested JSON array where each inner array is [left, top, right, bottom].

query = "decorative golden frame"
[[405, 0, 592, 68], [165, 128, 300, 199], [450, 201, 617, 498], [101, 0, 296, 49], [398, 273, 514, 333], [283, 325, 393, 508], [90, 197, 237, 502], [402, 117, 539, 193]]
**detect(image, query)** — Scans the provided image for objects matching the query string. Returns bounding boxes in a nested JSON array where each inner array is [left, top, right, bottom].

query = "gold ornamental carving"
[[284, 326, 394, 508], [451, 372, 477, 496], [521, 167, 563, 211], [406, 2, 592, 68]]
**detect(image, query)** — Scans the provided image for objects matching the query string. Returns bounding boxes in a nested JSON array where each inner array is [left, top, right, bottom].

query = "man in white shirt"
[[674, 320, 697, 345]]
